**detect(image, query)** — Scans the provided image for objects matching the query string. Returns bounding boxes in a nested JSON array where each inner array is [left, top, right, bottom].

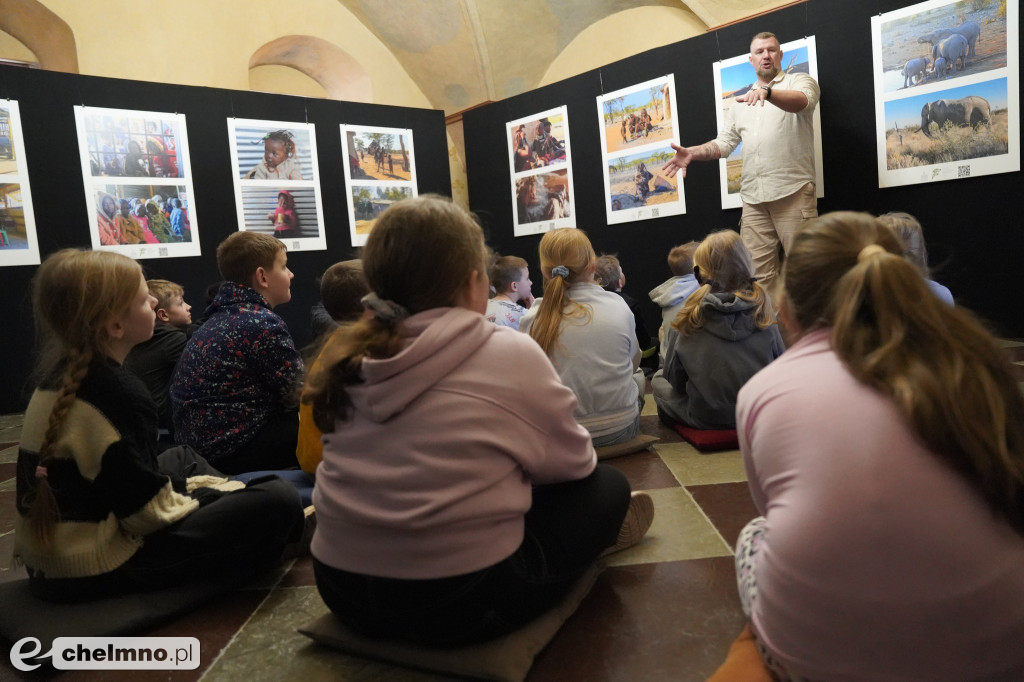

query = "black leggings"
[[29, 447, 304, 603], [313, 463, 631, 647]]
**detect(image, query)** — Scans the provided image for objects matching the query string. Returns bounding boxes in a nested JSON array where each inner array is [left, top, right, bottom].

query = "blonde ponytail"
[[528, 229, 596, 358]]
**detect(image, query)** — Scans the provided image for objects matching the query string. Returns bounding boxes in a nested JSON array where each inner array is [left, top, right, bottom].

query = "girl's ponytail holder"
[[550, 265, 570, 279], [361, 292, 409, 323]]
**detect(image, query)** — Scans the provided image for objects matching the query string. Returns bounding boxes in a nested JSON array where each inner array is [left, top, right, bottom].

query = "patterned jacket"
[[171, 282, 303, 462]]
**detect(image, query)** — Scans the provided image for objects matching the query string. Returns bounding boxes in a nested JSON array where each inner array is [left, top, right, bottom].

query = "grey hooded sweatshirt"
[[652, 291, 784, 429]]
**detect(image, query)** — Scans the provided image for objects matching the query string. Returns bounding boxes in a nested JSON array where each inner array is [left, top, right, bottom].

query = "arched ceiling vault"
[[334, 0, 797, 114]]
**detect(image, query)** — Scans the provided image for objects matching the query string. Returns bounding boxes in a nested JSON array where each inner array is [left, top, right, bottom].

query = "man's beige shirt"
[[714, 71, 820, 205]]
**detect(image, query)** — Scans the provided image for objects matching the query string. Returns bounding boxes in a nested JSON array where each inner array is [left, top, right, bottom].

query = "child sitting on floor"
[[124, 278, 194, 438], [14, 249, 303, 603], [305, 195, 652, 647], [297, 259, 370, 474], [171, 231, 304, 474], [594, 253, 657, 374], [877, 211, 953, 305], [652, 230, 783, 430], [733, 212, 1024, 679], [648, 241, 700, 366], [485, 255, 533, 329], [519, 229, 644, 447]]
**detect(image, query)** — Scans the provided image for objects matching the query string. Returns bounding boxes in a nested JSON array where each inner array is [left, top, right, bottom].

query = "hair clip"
[[550, 265, 570, 279]]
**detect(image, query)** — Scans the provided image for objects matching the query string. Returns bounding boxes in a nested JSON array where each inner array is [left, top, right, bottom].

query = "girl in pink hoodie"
[[305, 195, 653, 647]]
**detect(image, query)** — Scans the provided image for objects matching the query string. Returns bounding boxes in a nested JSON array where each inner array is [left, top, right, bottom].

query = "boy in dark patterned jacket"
[[171, 231, 303, 474]]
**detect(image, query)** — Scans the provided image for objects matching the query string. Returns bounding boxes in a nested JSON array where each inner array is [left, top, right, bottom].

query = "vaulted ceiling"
[[334, 0, 795, 113]]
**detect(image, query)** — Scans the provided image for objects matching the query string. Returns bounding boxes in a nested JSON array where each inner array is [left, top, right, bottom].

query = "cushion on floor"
[[298, 562, 603, 682], [594, 433, 660, 460], [0, 578, 234, 654], [672, 423, 739, 452], [705, 623, 773, 682]]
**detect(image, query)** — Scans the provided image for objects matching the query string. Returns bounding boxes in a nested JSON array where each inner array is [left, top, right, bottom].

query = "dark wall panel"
[[0, 67, 450, 413], [465, 0, 1021, 343]]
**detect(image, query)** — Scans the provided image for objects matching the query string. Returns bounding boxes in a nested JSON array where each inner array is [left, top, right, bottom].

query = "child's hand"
[[519, 292, 535, 309]]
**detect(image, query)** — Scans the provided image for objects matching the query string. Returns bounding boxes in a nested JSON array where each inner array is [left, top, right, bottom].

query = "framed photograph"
[[74, 106, 201, 259], [871, 0, 1019, 187], [227, 119, 326, 251], [712, 36, 824, 210], [0, 100, 40, 266], [506, 106, 575, 236], [596, 75, 684, 224], [340, 125, 417, 247]]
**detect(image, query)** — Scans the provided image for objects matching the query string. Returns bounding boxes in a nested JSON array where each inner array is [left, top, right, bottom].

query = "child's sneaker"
[[602, 491, 654, 556]]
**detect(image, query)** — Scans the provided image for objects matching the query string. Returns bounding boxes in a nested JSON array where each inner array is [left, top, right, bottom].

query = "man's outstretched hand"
[[661, 143, 692, 178]]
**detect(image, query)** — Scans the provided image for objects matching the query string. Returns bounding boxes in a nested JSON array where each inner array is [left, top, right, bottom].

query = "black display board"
[[465, 0, 1021, 345], [0, 67, 450, 413]]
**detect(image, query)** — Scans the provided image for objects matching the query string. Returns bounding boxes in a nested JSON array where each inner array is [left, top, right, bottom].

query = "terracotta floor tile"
[[530, 557, 746, 682], [640, 413, 683, 443], [603, 449, 680, 491], [686, 482, 760, 549]]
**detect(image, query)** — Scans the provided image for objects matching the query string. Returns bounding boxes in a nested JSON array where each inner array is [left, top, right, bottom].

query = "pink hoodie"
[[312, 307, 596, 579]]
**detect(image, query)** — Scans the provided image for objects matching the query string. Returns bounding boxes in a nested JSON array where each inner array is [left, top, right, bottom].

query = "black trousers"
[[30, 447, 304, 602], [313, 463, 631, 647]]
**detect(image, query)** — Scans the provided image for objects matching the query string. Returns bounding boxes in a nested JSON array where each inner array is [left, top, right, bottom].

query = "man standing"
[[662, 32, 819, 290]]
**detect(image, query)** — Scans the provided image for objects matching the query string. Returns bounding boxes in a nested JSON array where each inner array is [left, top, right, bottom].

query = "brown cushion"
[[595, 433, 660, 460], [298, 563, 603, 682]]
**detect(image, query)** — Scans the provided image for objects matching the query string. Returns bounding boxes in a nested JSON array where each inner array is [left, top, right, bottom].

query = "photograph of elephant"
[[875, 0, 1009, 93], [883, 78, 1009, 170]]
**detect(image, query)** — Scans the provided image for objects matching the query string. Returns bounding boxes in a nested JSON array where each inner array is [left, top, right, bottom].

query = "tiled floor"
[[2, 338, 1021, 681], [0, 394, 757, 681]]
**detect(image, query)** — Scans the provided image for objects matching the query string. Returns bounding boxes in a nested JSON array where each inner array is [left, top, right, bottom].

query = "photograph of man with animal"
[[883, 78, 1009, 169], [606, 147, 679, 212], [600, 76, 675, 155], [345, 129, 413, 182], [712, 37, 824, 210], [877, 0, 1009, 92]]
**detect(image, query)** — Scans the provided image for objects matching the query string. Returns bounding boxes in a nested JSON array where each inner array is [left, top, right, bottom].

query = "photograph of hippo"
[[877, 0, 1008, 93], [883, 77, 1008, 170]]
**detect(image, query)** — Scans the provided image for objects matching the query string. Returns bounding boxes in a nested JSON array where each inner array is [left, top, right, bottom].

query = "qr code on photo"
[[957, 165, 970, 178], [651, 208, 660, 218], [158, 247, 168, 257]]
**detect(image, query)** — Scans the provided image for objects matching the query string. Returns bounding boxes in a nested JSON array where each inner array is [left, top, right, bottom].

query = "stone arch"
[[249, 35, 372, 102], [0, 0, 78, 72]]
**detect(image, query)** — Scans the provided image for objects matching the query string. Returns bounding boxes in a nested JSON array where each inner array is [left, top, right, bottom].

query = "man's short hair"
[[216, 231, 285, 285], [750, 31, 779, 49], [668, 241, 700, 277], [320, 259, 370, 322], [489, 256, 527, 293], [146, 278, 184, 311], [594, 254, 622, 291]]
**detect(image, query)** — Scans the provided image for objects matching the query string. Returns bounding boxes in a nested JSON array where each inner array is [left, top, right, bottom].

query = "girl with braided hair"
[[245, 129, 303, 180], [306, 195, 651, 647], [732, 212, 1024, 679], [519, 228, 645, 447], [15, 249, 303, 602]]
